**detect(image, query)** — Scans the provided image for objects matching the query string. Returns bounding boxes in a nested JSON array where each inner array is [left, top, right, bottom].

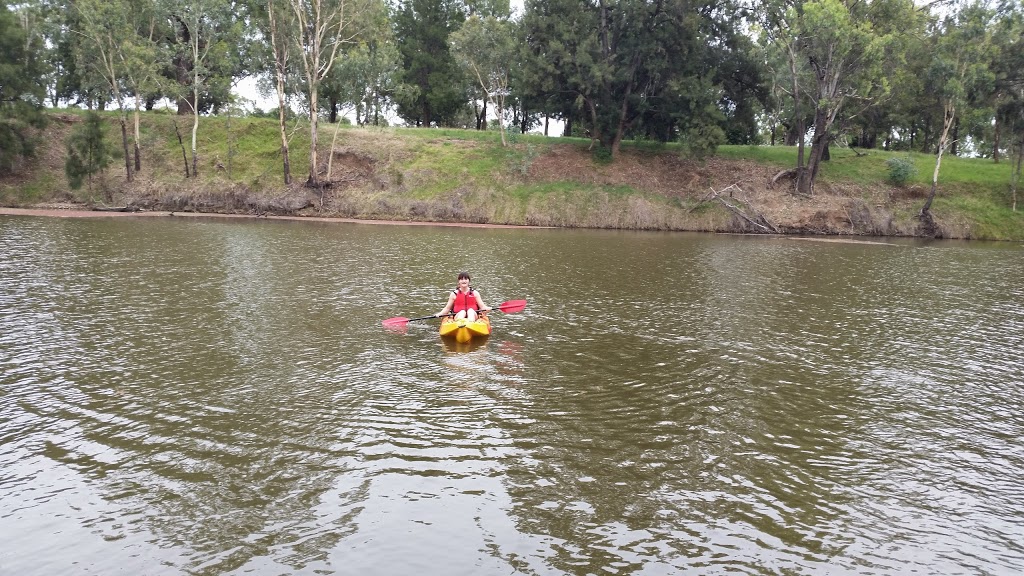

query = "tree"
[[522, 0, 743, 159], [73, 0, 136, 182], [337, 36, 404, 127], [919, 1, 996, 230], [65, 111, 112, 192], [288, 0, 375, 187], [995, 2, 1024, 210], [166, 0, 244, 177], [760, 0, 912, 195], [0, 2, 47, 173], [319, 0, 402, 126], [393, 0, 468, 127], [261, 0, 296, 184], [450, 14, 516, 145], [120, 0, 164, 173]]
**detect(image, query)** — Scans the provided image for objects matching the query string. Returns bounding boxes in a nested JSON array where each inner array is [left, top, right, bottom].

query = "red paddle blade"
[[495, 299, 527, 314], [381, 317, 411, 328]]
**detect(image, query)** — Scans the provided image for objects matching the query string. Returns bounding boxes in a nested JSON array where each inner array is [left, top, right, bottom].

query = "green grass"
[[716, 143, 1017, 191], [716, 144, 799, 166]]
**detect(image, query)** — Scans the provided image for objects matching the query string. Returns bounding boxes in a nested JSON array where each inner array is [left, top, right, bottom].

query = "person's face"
[[458, 277, 470, 290]]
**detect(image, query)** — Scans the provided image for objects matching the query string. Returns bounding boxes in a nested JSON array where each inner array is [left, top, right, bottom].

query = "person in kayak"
[[437, 271, 491, 321]]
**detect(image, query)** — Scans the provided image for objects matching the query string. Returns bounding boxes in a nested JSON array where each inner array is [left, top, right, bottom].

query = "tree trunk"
[[421, 101, 431, 128], [921, 102, 956, 221], [267, 0, 291, 185], [1011, 137, 1022, 212], [119, 116, 133, 183], [951, 118, 960, 156], [191, 82, 200, 178], [173, 118, 190, 177], [788, 40, 808, 194], [308, 88, 319, 186], [993, 112, 1001, 163], [804, 111, 830, 195], [132, 95, 142, 173]]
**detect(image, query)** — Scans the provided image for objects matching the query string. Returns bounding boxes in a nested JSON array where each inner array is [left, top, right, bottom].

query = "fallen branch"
[[692, 184, 779, 233], [688, 183, 741, 213], [716, 196, 778, 234]]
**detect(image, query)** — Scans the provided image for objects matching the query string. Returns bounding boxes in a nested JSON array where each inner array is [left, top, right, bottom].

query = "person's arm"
[[475, 291, 490, 312], [438, 293, 455, 317]]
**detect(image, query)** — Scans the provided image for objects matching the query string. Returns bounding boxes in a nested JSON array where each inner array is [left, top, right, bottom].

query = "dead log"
[[91, 205, 140, 212]]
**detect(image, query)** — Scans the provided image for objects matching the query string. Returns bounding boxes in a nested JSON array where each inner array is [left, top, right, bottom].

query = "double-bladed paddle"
[[382, 299, 527, 328]]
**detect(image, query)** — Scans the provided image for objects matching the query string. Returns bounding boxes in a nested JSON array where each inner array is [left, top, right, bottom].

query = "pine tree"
[[393, 0, 468, 127], [65, 112, 112, 192]]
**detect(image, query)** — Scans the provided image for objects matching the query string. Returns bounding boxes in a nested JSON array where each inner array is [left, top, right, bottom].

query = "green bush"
[[886, 156, 917, 187], [592, 146, 613, 164]]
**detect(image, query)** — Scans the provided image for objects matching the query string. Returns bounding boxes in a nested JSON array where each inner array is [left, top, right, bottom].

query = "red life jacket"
[[452, 288, 477, 313]]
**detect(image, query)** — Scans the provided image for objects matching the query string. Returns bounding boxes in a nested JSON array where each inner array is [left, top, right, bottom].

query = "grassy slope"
[[2, 109, 1022, 240]]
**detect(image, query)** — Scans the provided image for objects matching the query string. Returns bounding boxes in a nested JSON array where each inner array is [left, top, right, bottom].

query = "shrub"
[[886, 156, 917, 187], [592, 146, 613, 164]]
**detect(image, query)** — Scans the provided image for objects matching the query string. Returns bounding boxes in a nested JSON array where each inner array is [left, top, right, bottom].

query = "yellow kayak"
[[439, 315, 491, 343]]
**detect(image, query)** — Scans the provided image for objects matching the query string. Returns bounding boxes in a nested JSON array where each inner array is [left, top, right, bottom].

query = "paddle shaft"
[[382, 299, 526, 327]]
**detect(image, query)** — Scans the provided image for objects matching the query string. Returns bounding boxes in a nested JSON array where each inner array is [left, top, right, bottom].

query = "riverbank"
[[2, 109, 1021, 240], [0, 205, 550, 229]]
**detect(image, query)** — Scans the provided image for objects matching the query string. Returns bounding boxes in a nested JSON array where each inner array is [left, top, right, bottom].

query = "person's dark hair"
[[458, 271, 471, 281]]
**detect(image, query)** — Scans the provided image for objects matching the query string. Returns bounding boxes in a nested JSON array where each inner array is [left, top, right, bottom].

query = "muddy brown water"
[[2, 214, 1023, 575]]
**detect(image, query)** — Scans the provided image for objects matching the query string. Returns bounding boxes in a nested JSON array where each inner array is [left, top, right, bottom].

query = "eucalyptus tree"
[[317, 0, 402, 126], [449, 14, 516, 144], [73, 0, 139, 181], [66, 0, 165, 176], [165, 0, 246, 177], [260, 0, 297, 184], [988, 2, 1024, 163], [0, 2, 47, 173], [118, 0, 165, 173], [325, 28, 405, 126], [287, 0, 378, 187], [758, 0, 914, 195], [919, 1, 997, 228]]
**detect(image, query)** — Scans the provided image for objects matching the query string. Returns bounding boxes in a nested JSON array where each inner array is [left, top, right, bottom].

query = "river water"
[[1, 214, 1022, 575]]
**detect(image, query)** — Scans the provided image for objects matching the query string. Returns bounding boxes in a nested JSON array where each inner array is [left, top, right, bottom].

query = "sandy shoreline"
[[0, 206, 551, 229]]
